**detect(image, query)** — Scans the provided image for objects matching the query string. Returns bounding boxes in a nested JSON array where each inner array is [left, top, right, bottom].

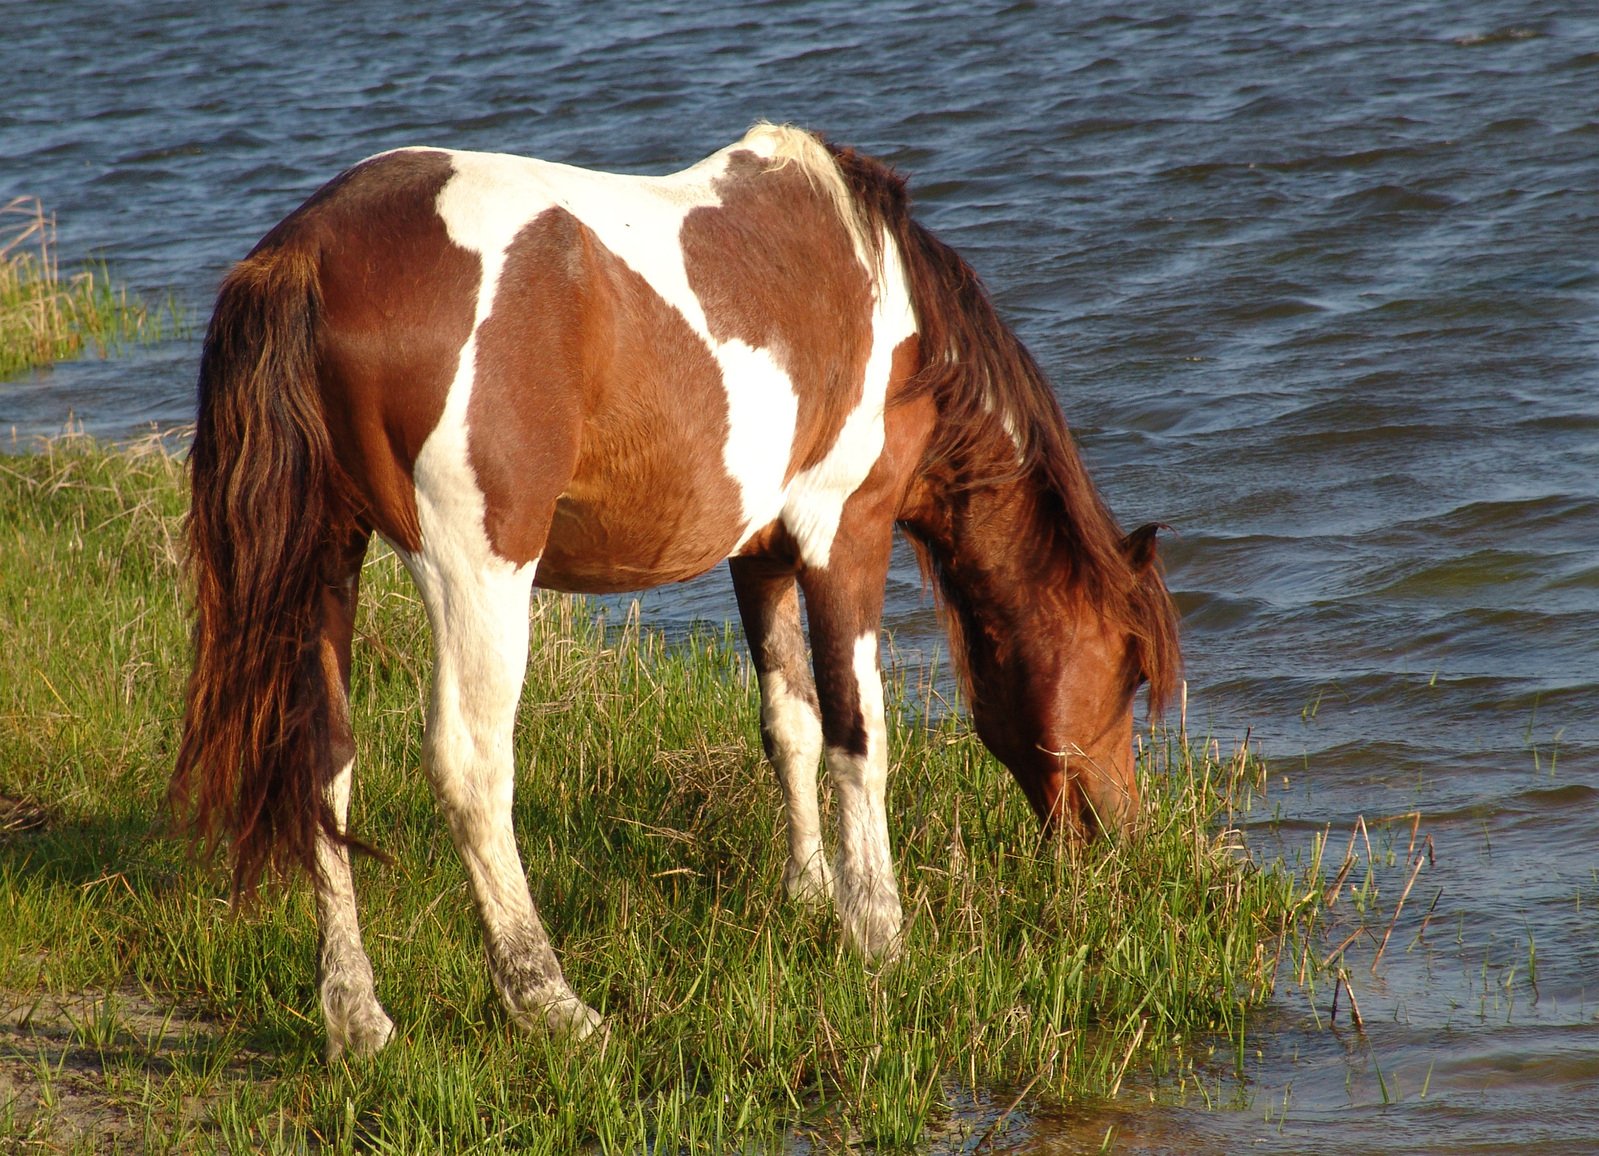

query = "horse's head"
[[962, 523, 1178, 838]]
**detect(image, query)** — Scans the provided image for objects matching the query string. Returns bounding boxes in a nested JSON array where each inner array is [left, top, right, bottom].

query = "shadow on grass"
[[0, 804, 185, 897]]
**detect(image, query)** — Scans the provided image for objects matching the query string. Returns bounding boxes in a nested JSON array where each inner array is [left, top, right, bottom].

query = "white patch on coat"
[[757, 670, 831, 904], [717, 340, 800, 529], [827, 631, 902, 959], [775, 225, 918, 566]]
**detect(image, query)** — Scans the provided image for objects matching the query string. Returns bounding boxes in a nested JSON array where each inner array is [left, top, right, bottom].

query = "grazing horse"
[[172, 123, 1180, 1059]]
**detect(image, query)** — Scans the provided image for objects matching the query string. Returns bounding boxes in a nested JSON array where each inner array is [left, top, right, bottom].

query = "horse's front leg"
[[729, 558, 832, 906], [407, 554, 601, 1040], [314, 540, 396, 1061], [799, 535, 902, 961]]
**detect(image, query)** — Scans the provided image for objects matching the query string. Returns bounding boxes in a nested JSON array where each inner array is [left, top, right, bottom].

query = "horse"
[[171, 123, 1181, 1060]]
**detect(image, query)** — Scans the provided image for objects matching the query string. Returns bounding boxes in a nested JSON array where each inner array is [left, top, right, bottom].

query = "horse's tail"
[[171, 243, 360, 899]]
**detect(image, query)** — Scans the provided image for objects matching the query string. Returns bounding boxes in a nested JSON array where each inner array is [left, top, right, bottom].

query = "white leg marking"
[[404, 549, 602, 1040], [315, 756, 396, 1061], [758, 670, 831, 905], [829, 632, 902, 960]]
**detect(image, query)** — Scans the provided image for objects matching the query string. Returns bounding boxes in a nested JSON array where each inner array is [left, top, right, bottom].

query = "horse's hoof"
[[841, 892, 904, 963], [531, 995, 603, 1042], [565, 1003, 605, 1042], [784, 860, 835, 908], [325, 1006, 395, 1062]]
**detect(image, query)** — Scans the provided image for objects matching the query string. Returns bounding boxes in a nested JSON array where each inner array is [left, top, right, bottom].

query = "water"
[[4, 2, 1597, 1149]]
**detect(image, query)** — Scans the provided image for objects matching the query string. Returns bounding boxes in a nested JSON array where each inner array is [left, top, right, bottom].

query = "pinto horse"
[[172, 123, 1180, 1059]]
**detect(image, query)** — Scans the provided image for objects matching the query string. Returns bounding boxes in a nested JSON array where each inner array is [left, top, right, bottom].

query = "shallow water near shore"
[[4, 1, 1597, 1150]]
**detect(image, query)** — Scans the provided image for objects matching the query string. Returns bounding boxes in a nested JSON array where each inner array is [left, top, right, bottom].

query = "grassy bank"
[[0, 198, 181, 380], [0, 439, 1323, 1152]]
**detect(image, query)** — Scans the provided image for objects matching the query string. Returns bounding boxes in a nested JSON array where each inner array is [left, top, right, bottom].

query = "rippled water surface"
[[4, 2, 1597, 1150]]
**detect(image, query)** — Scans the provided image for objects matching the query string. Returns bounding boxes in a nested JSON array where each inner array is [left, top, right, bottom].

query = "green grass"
[[0, 198, 182, 380], [0, 438, 1325, 1152]]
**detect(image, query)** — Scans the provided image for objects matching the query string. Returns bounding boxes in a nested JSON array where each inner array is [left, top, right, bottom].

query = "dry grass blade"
[[1371, 850, 1427, 973], [0, 197, 181, 378], [1323, 850, 1357, 907], [0, 794, 49, 834], [1338, 967, 1365, 1029], [1106, 1016, 1149, 1099], [1321, 925, 1370, 970], [974, 1072, 1043, 1153], [0, 196, 54, 261]]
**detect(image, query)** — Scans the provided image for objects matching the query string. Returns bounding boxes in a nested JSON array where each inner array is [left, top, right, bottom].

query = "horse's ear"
[[1121, 522, 1168, 572]]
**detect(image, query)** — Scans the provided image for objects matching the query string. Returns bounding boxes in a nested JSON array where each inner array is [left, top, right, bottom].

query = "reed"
[[0, 437, 1325, 1152], [0, 198, 181, 379]]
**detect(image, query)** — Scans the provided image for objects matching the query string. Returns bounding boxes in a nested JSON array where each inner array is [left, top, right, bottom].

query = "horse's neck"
[[905, 464, 1060, 628]]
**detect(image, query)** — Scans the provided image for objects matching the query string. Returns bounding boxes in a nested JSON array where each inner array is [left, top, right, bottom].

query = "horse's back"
[[275, 130, 913, 587]]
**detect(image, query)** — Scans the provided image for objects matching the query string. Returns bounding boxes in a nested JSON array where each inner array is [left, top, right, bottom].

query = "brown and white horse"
[[171, 124, 1180, 1059]]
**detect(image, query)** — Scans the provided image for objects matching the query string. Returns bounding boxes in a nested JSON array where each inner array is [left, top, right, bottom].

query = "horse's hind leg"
[[407, 551, 601, 1039], [314, 536, 396, 1060], [729, 559, 832, 905]]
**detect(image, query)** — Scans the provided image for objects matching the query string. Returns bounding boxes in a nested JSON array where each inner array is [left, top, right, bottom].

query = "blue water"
[[4, 2, 1597, 1150]]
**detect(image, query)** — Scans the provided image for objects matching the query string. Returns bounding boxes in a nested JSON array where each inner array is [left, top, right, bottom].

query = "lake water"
[[4, 1, 1597, 1150]]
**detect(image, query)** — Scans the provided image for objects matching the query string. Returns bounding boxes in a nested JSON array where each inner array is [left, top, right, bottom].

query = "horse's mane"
[[816, 134, 1181, 716]]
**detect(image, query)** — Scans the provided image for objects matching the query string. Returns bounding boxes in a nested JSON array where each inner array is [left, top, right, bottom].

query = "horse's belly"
[[533, 489, 745, 594]]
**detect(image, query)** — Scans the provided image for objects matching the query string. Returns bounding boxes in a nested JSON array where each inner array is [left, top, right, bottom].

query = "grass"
[[0, 437, 1327, 1152], [0, 198, 182, 380]]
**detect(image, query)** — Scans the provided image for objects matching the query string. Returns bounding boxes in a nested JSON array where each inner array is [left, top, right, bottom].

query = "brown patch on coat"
[[299, 150, 480, 553], [508, 215, 749, 591], [881, 334, 930, 510], [682, 150, 876, 480], [465, 208, 588, 565], [729, 555, 821, 747]]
